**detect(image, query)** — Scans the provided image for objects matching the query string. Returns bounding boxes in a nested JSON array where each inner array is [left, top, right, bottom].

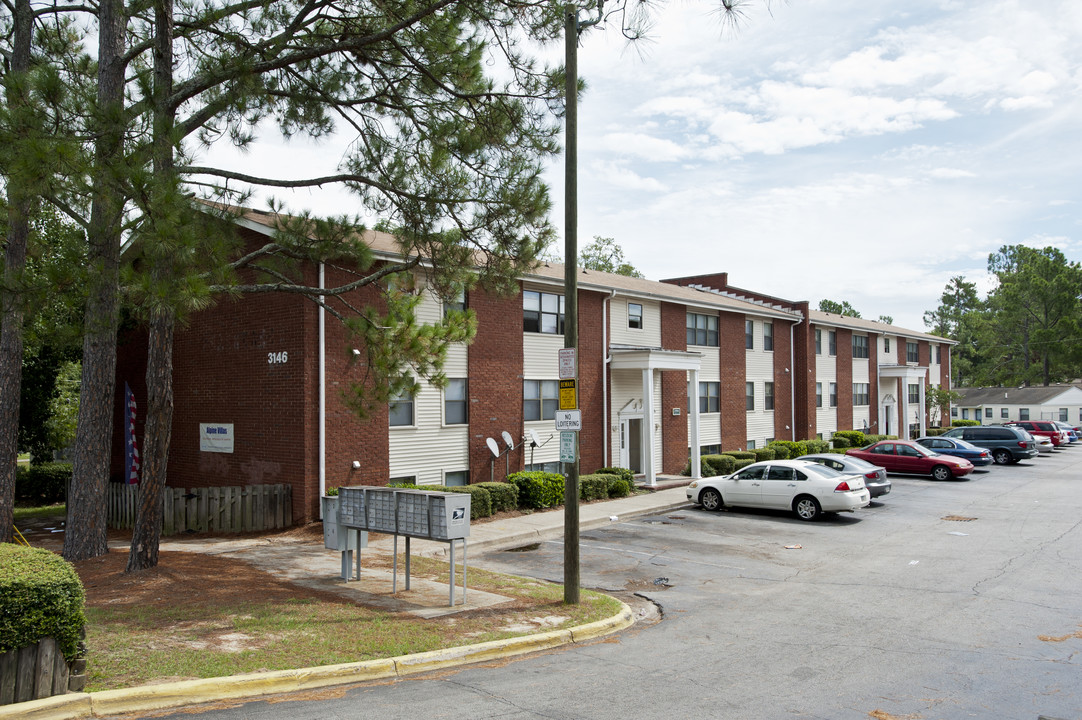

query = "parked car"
[[846, 440, 974, 481], [915, 437, 993, 467], [686, 459, 870, 521], [1053, 421, 1078, 443], [1005, 420, 1068, 447], [796, 454, 892, 498], [940, 425, 1038, 465], [1033, 434, 1054, 453]]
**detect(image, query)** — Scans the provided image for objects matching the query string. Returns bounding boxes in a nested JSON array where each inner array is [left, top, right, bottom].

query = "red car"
[[1005, 421, 1068, 447], [846, 440, 974, 481]]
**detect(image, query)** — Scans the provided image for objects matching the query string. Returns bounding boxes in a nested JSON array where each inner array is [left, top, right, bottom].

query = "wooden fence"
[[107, 483, 292, 535], [0, 638, 85, 705]]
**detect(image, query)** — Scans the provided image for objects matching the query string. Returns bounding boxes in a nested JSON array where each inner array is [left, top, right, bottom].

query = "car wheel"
[[992, 449, 1012, 465], [931, 465, 953, 481], [794, 495, 821, 521], [700, 488, 722, 511]]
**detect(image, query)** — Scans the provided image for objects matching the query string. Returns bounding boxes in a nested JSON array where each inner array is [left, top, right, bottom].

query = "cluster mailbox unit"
[[325, 486, 471, 606]]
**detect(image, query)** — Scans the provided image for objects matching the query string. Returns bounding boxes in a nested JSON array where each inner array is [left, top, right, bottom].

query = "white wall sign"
[[199, 423, 235, 453], [558, 348, 576, 379], [554, 410, 581, 431]]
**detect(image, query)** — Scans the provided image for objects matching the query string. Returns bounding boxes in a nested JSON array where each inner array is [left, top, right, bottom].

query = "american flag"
[[124, 382, 140, 484]]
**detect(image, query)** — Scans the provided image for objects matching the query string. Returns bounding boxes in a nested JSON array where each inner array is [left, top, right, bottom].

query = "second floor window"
[[908, 383, 920, 404], [815, 329, 822, 354], [745, 320, 754, 349], [764, 322, 774, 351], [443, 288, 466, 319], [829, 382, 837, 407], [687, 313, 718, 347], [854, 383, 869, 406], [524, 380, 558, 421], [853, 335, 869, 358], [884, 337, 891, 353], [389, 388, 415, 427], [699, 382, 720, 413], [444, 379, 467, 425], [907, 341, 919, 363], [628, 302, 643, 329], [765, 382, 774, 410], [745, 382, 754, 411], [523, 290, 564, 334], [816, 382, 823, 408], [828, 331, 837, 356]]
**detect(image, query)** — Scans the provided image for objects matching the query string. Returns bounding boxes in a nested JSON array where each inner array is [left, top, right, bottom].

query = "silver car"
[[796, 454, 892, 498]]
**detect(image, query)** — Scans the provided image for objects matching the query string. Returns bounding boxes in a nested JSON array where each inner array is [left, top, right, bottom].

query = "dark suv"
[[941, 426, 1038, 465]]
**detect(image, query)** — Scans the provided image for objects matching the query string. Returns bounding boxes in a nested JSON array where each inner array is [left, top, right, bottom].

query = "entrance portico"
[[877, 365, 928, 440], [609, 347, 702, 487]]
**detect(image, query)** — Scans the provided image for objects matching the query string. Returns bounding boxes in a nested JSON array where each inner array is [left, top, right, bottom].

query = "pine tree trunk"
[[0, 0, 34, 544], [64, 0, 128, 562], [127, 312, 173, 571]]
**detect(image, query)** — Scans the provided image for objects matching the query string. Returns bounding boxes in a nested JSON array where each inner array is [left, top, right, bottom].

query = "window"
[[1060, 408, 1068, 422], [829, 382, 837, 407], [828, 331, 836, 356], [1001, 408, 1009, 419], [951, 407, 958, 417], [699, 382, 720, 414], [524, 380, 558, 421], [984, 407, 992, 419], [444, 379, 467, 425], [628, 302, 643, 330], [853, 383, 869, 406], [816, 382, 823, 408], [853, 335, 869, 359], [745, 320, 754, 349], [908, 383, 920, 404], [884, 337, 891, 353], [815, 329, 822, 355], [698, 444, 721, 456], [443, 288, 466, 319], [1020, 408, 1030, 421], [444, 470, 469, 487], [764, 322, 774, 351], [526, 461, 561, 474], [962, 409, 969, 420], [687, 313, 718, 347], [523, 290, 564, 334], [765, 382, 774, 410], [747, 439, 756, 450], [745, 382, 754, 411], [907, 341, 919, 363], [389, 388, 415, 427], [936, 346, 942, 364], [390, 475, 417, 485]]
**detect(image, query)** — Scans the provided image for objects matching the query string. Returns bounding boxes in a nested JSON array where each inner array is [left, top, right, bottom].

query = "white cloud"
[[928, 168, 976, 179]]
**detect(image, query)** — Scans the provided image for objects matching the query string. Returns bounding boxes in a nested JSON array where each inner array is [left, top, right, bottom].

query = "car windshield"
[[911, 443, 936, 457]]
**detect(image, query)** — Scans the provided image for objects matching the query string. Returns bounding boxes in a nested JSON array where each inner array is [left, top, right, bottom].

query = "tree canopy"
[[579, 236, 644, 278], [818, 299, 861, 318]]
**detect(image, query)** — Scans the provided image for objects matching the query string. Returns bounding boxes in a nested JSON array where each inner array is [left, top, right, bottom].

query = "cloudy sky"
[[226, 0, 1082, 332]]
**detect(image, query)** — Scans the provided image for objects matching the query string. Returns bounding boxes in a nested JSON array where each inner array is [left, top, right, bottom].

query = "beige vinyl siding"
[[524, 422, 560, 467], [853, 356, 870, 384], [523, 333, 563, 378], [389, 381, 469, 485], [852, 406, 871, 432], [690, 348, 720, 448], [746, 319, 774, 446], [928, 344, 942, 385], [611, 298, 661, 347], [610, 369, 661, 472]]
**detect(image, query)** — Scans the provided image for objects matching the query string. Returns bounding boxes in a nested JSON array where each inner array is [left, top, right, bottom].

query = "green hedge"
[[0, 545, 85, 661], [733, 458, 756, 470], [605, 474, 633, 498], [580, 474, 614, 501], [703, 454, 736, 476], [832, 430, 866, 448], [831, 436, 850, 449], [752, 447, 774, 462], [507, 471, 565, 510], [15, 462, 71, 505], [595, 467, 634, 487], [388, 483, 493, 520], [952, 419, 980, 427], [477, 482, 518, 512], [724, 451, 755, 461]]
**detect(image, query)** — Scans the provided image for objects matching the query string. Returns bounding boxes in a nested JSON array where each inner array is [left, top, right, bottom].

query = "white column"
[[919, 380, 927, 437], [642, 367, 656, 487], [689, 368, 701, 479]]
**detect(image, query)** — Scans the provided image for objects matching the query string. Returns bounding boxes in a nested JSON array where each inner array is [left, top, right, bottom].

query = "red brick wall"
[[836, 329, 853, 431], [660, 302, 689, 473], [718, 311, 747, 450], [577, 290, 606, 474], [793, 304, 815, 440], [772, 320, 794, 441], [467, 287, 525, 482]]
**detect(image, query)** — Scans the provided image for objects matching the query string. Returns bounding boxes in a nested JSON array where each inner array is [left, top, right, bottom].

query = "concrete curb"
[[0, 601, 634, 720]]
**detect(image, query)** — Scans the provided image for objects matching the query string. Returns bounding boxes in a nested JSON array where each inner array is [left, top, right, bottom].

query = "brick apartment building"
[[113, 208, 955, 524]]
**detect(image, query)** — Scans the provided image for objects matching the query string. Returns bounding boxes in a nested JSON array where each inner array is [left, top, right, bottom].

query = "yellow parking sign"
[[559, 379, 577, 410]]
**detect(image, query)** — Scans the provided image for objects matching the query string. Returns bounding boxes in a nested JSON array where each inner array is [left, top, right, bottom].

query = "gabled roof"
[[956, 385, 1082, 406], [809, 310, 954, 345]]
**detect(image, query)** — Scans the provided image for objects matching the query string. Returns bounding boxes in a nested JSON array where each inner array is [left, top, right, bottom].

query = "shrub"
[[580, 474, 615, 501], [702, 454, 736, 476], [767, 440, 811, 460], [804, 438, 829, 454], [606, 475, 633, 498], [0, 545, 85, 661], [595, 467, 634, 487], [952, 419, 980, 427], [832, 430, 866, 448], [923, 427, 947, 437], [507, 471, 565, 510], [753, 447, 775, 462], [387, 483, 493, 520], [733, 458, 756, 470], [15, 462, 71, 505], [724, 451, 755, 461], [477, 482, 518, 512], [831, 436, 850, 448]]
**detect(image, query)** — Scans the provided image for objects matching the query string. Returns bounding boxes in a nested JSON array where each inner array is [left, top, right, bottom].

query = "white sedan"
[[686, 459, 871, 521]]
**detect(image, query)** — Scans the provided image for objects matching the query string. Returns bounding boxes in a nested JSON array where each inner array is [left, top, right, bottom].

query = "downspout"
[[318, 262, 327, 516], [603, 289, 615, 465], [790, 318, 799, 441]]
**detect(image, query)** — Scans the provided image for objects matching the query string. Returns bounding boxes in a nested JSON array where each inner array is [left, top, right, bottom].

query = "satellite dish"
[[501, 431, 514, 449], [486, 437, 500, 457], [527, 429, 541, 447]]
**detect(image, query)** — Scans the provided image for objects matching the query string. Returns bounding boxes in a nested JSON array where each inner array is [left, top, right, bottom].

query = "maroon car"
[[846, 440, 974, 481], [1005, 420, 1068, 447]]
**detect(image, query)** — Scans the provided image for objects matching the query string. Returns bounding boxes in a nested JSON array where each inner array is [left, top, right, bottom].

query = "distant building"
[[113, 207, 955, 524], [953, 385, 1082, 425]]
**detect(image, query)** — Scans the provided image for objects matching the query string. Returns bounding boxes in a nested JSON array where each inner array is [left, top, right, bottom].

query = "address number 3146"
[[268, 351, 288, 364]]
